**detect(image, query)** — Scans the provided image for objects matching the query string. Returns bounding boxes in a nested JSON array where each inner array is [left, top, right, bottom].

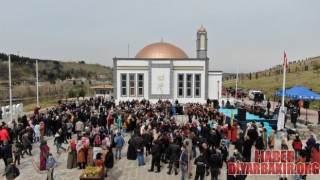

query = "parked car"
[[248, 90, 263, 100]]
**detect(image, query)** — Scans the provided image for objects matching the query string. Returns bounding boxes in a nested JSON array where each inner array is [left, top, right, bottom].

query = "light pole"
[[217, 80, 220, 101]]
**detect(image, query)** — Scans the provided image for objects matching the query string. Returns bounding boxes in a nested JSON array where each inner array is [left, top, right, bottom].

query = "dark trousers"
[[23, 145, 32, 156], [67, 132, 72, 139], [195, 172, 205, 180], [211, 169, 219, 180], [14, 154, 21, 164], [168, 158, 178, 173], [3, 158, 8, 167], [150, 156, 160, 171]]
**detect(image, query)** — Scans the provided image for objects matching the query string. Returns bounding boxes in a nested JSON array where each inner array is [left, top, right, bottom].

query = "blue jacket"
[[46, 156, 56, 169], [114, 135, 125, 147]]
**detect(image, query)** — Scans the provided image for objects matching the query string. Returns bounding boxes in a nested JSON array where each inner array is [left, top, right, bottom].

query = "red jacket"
[[0, 128, 9, 141], [292, 140, 302, 150]]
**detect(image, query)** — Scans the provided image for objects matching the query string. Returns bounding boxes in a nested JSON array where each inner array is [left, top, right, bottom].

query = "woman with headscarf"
[[39, 140, 50, 170], [76, 137, 87, 169], [67, 139, 77, 169]]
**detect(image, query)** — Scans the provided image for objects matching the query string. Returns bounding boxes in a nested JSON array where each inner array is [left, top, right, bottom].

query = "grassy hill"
[[223, 56, 320, 109], [0, 53, 113, 108], [0, 53, 112, 85]]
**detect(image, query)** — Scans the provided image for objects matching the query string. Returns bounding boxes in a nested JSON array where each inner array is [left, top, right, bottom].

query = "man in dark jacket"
[[167, 139, 181, 175], [134, 133, 145, 166], [104, 147, 114, 177], [142, 131, 153, 156], [148, 140, 161, 173], [194, 152, 209, 180]]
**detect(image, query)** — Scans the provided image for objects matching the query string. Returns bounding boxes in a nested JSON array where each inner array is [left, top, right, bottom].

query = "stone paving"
[[0, 116, 319, 180]]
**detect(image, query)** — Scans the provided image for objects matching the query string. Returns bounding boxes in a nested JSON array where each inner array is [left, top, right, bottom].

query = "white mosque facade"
[[113, 26, 222, 104]]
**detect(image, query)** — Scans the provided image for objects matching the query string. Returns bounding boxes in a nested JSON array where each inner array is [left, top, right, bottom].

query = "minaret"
[[196, 25, 208, 59]]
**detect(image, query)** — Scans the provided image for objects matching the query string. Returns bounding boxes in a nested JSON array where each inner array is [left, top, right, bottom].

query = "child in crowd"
[[94, 153, 104, 168]]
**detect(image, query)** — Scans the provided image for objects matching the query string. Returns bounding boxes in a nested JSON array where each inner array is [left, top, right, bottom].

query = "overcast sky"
[[1, 0, 320, 73]]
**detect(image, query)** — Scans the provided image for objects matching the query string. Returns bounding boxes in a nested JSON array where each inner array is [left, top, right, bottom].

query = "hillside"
[[0, 53, 113, 85], [223, 56, 320, 109]]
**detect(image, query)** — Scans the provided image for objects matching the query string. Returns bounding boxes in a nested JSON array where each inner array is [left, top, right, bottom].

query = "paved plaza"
[[0, 114, 319, 180]]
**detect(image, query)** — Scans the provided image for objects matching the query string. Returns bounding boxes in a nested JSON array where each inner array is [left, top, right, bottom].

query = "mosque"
[[113, 26, 222, 104]]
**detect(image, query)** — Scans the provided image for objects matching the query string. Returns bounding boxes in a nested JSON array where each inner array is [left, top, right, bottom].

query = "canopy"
[[275, 86, 320, 100]]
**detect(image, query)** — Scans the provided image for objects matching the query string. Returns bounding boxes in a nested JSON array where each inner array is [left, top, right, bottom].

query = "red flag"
[[284, 51, 288, 68]]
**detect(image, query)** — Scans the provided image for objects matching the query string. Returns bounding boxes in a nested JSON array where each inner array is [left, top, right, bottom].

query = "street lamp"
[[217, 80, 220, 101]]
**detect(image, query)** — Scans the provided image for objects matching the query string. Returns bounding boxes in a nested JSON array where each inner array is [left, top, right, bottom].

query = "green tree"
[[78, 88, 86, 99], [249, 73, 252, 80], [68, 89, 77, 98]]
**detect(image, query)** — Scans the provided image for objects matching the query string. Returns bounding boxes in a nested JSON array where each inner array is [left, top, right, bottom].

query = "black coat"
[[194, 155, 208, 174], [242, 139, 253, 162], [167, 143, 180, 160], [255, 136, 264, 150], [1, 144, 12, 159], [105, 151, 114, 168], [127, 138, 137, 160], [150, 144, 161, 158]]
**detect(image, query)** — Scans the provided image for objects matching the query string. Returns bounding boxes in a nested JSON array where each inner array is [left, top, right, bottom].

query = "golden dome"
[[198, 25, 206, 32], [135, 42, 188, 59]]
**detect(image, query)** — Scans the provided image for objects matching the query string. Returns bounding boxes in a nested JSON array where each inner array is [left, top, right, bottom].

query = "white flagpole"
[[36, 60, 39, 106], [235, 67, 238, 101], [9, 55, 13, 122], [277, 54, 286, 131]]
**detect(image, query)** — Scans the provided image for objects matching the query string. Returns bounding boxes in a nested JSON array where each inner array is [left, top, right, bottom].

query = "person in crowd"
[[22, 132, 32, 156], [46, 153, 56, 180], [2, 158, 20, 180], [114, 132, 125, 159], [167, 138, 180, 175], [1, 140, 13, 167], [127, 135, 137, 160], [94, 153, 104, 168], [294, 150, 307, 180], [67, 139, 77, 169], [54, 128, 66, 154], [104, 147, 114, 178], [40, 122, 46, 142], [311, 143, 320, 164], [142, 130, 153, 156], [66, 120, 73, 140], [34, 123, 41, 143], [76, 137, 87, 169], [268, 130, 275, 150], [230, 123, 238, 144], [40, 140, 50, 171], [306, 134, 316, 150], [194, 152, 209, 180], [75, 120, 84, 140], [179, 144, 189, 180], [291, 108, 298, 129], [148, 140, 161, 173], [134, 133, 145, 166], [210, 148, 222, 180], [0, 126, 10, 145], [292, 134, 302, 159]]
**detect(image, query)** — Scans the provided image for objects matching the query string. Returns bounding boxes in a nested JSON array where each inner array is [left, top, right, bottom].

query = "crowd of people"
[[0, 97, 319, 180]]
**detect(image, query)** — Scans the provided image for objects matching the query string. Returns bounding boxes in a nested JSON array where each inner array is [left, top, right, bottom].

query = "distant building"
[[90, 84, 114, 100], [63, 78, 86, 84], [113, 26, 222, 104]]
